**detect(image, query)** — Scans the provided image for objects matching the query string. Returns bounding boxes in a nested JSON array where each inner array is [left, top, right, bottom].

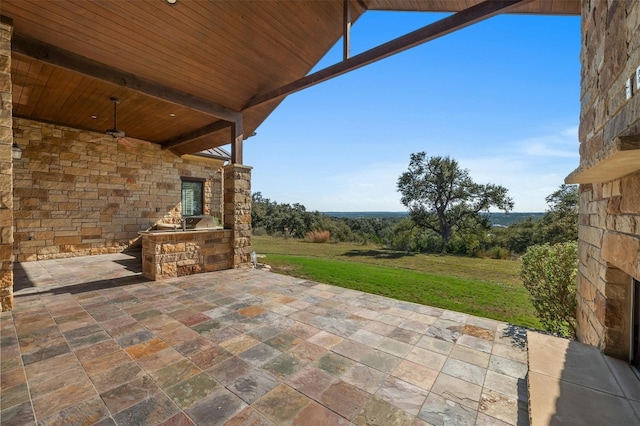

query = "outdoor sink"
[[155, 222, 181, 230], [152, 216, 222, 232], [142, 229, 198, 234], [140, 227, 223, 235]]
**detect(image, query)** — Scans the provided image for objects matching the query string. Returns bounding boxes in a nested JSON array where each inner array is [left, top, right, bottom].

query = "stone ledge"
[[566, 135, 640, 184]]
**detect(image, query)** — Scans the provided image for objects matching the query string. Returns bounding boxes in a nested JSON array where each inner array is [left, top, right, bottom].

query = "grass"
[[252, 235, 522, 287], [252, 235, 541, 328]]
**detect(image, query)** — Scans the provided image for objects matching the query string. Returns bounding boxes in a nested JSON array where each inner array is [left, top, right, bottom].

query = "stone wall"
[[576, 0, 640, 358], [0, 20, 13, 311], [12, 118, 225, 262]]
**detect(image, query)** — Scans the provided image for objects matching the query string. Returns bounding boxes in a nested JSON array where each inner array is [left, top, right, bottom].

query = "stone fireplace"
[[566, 0, 640, 361], [633, 279, 640, 366]]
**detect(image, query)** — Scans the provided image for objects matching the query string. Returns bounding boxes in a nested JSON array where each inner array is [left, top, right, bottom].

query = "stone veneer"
[[141, 229, 232, 280], [224, 164, 252, 267], [12, 118, 225, 262], [575, 0, 640, 359], [0, 20, 13, 310]]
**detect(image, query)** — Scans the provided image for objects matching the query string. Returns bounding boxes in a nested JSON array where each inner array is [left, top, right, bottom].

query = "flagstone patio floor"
[[1, 252, 530, 425]]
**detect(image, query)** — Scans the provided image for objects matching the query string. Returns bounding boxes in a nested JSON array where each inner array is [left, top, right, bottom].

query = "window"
[[181, 178, 204, 216]]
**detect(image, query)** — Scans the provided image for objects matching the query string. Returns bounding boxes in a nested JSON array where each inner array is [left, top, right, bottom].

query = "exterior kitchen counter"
[[140, 228, 233, 280]]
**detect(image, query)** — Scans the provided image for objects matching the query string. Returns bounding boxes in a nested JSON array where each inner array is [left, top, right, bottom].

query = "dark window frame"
[[181, 177, 205, 217]]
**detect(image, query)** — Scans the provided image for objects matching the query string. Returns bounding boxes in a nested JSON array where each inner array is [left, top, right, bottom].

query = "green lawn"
[[252, 235, 540, 328]]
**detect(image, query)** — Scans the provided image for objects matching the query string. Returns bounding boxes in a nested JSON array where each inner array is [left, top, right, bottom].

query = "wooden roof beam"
[[244, 0, 534, 110], [11, 34, 242, 123], [161, 120, 232, 151], [231, 120, 243, 165], [344, 0, 352, 61], [163, 118, 245, 165]]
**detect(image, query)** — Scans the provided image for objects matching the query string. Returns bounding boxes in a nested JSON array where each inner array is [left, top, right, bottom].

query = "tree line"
[[252, 152, 578, 256], [251, 192, 398, 245], [251, 184, 577, 258]]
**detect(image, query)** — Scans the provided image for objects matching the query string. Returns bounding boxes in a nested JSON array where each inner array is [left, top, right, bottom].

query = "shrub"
[[306, 230, 331, 243], [520, 242, 577, 337], [486, 246, 510, 260]]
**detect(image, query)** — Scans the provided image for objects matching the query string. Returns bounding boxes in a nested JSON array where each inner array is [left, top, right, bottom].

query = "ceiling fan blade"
[[88, 135, 107, 143], [117, 137, 133, 148]]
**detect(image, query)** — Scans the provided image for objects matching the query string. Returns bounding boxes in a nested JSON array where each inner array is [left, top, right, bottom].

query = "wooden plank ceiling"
[[2, 0, 579, 156]]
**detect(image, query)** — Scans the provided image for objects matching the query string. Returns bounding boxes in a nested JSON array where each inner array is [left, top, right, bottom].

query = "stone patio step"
[[527, 330, 640, 425]]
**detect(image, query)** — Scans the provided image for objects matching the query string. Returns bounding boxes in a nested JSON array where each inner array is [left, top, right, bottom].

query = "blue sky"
[[243, 11, 581, 213]]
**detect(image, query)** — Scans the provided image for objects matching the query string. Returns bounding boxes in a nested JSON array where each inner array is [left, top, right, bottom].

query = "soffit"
[[4, 0, 366, 153]]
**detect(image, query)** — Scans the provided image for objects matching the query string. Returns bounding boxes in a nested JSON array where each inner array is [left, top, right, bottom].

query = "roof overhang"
[[2, 0, 579, 159]]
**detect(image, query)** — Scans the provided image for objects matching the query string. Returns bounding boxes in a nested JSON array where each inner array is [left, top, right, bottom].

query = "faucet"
[[174, 218, 185, 232]]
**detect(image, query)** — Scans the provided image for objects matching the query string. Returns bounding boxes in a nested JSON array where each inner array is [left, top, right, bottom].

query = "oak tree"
[[397, 152, 513, 251]]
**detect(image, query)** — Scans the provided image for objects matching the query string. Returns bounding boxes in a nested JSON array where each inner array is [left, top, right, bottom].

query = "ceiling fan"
[[92, 96, 132, 147], [106, 96, 125, 139]]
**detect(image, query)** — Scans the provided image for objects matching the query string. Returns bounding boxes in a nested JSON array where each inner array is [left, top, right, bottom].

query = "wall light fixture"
[[12, 142, 22, 160]]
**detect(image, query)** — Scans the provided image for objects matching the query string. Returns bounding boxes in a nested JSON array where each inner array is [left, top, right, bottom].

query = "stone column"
[[223, 164, 252, 267], [0, 19, 13, 311]]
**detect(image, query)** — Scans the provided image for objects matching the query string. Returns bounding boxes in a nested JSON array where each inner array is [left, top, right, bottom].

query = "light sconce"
[[12, 142, 22, 160]]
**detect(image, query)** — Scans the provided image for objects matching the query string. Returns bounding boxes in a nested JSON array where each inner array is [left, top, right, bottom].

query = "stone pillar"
[[223, 164, 252, 267], [0, 19, 13, 311]]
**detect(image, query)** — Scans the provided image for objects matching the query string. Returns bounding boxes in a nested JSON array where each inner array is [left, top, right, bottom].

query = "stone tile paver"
[[419, 392, 477, 425], [261, 353, 302, 379], [319, 380, 372, 421], [441, 357, 487, 386], [361, 348, 403, 374], [184, 387, 246, 425], [314, 352, 355, 377], [165, 372, 220, 409], [342, 363, 388, 394], [376, 337, 413, 357], [292, 401, 350, 425], [285, 365, 336, 400], [431, 373, 483, 410], [3, 253, 535, 425], [332, 339, 372, 361], [226, 368, 279, 404], [253, 384, 310, 424], [375, 376, 428, 415], [450, 343, 492, 368], [391, 359, 439, 391], [479, 388, 519, 424], [354, 397, 415, 426]]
